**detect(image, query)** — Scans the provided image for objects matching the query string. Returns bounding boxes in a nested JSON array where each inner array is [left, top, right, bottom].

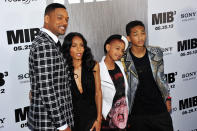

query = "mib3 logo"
[[152, 11, 176, 31], [178, 38, 197, 52], [5, 0, 37, 4], [165, 72, 177, 89], [179, 96, 197, 115], [178, 38, 197, 57], [7, 28, 40, 45], [152, 11, 176, 25], [68, 0, 110, 4], [179, 96, 197, 110], [15, 106, 29, 128], [181, 11, 196, 22], [0, 72, 8, 94], [182, 71, 197, 81], [0, 73, 6, 87]]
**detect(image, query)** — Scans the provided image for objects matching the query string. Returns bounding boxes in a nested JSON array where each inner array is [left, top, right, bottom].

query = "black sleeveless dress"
[[71, 65, 97, 131]]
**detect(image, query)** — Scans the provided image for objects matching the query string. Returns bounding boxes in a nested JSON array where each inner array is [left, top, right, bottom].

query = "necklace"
[[74, 73, 78, 79]]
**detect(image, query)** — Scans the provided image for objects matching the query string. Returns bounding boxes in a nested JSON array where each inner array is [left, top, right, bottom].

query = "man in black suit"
[[28, 3, 73, 131]]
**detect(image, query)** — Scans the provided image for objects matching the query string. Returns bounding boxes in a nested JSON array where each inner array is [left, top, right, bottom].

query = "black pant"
[[128, 112, 173, 131]]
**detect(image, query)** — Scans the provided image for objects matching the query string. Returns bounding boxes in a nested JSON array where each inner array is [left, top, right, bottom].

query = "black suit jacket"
[[28, 30, 74, 130]]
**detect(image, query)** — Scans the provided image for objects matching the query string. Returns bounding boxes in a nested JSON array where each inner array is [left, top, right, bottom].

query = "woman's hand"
[[29, 90, 32, 101], [92, 62, 102, 131], [90, 119, 101, 131], [166, 100, 171, 112]]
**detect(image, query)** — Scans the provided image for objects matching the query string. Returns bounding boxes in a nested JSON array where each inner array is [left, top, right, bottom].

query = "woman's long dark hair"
[[61, 32, 96, 77]]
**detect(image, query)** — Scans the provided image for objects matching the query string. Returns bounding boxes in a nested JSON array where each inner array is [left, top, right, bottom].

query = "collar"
[[125, 45, 159, 62], [41, 28, 59, 43], [100, 56, 114, 84]]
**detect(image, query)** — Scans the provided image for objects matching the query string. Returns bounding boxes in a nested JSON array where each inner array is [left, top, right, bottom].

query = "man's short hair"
[[126, 20, 145, 36], [44, 3, 66, 16]]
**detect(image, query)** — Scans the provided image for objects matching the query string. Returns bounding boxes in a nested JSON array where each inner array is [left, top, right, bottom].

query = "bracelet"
[[96, 119, 101, 122], [166, 96, 171, 101]]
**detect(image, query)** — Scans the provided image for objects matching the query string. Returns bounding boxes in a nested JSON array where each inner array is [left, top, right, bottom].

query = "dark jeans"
[[128, 112, 173, 131]]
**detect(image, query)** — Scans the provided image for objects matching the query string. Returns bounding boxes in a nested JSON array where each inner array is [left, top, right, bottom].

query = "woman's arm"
[[91, 62, 102, 131]]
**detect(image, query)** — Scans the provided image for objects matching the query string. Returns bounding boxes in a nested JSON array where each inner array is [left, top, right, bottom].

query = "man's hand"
[[59, 127, 71, 131], [29, 90, 32, 101]]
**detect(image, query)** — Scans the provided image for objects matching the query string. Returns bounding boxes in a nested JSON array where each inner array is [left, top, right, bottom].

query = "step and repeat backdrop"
[[0, 0, 46, 130], [148, 0, 197, 131], [0, 0, 147, 130], [0, 0, 196, 130]]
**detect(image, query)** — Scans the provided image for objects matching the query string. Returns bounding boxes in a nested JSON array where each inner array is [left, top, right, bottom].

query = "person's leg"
[[150, 112, 173, 131], [128, 115, 152, 131]]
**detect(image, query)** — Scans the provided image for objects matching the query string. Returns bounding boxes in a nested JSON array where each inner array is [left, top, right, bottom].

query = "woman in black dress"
[[61, 32, 102, 131]]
